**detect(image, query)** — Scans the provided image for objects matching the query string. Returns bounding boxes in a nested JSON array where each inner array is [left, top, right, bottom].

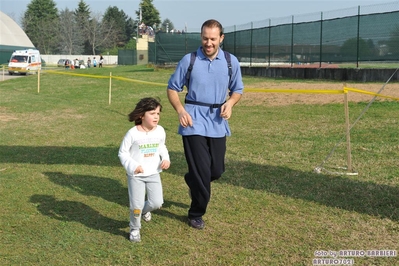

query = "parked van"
[[8, 49, 41, 75]]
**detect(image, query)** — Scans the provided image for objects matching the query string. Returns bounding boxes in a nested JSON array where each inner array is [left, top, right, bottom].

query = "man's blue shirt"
[[168, 47, 244, 137]]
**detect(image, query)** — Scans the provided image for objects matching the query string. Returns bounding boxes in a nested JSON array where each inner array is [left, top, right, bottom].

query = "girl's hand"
[[160, 160, 170, 170], [134, 166, 144, 174]]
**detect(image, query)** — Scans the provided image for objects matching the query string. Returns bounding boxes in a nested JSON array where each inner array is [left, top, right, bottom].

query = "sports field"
[[1, 65, 398, 265]]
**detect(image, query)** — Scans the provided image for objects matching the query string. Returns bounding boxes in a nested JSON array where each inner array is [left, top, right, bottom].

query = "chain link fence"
[[148, 1, 399, 67]]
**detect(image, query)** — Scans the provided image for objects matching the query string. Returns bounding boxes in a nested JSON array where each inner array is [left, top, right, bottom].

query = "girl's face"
[[141, 106, 161, 129]]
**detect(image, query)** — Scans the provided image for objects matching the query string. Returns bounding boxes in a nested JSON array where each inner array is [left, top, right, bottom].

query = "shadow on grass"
[[0, 145, 120, 166], [3, 146, 398, 221], [43, 171, 189, 225], [158, 201, 190, 225], [44, 171, 128, 207], [29, 194, 127, 237], [167, 153, 399, 222]]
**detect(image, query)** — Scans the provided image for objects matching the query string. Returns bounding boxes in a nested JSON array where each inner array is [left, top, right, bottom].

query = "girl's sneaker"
[[142, 212, 151, 222], [129, 229, 141, 242]]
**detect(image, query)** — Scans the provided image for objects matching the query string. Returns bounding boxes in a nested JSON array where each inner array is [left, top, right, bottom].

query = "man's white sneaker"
[[129, 229, 141, 242], [142, 212, 151, 222]]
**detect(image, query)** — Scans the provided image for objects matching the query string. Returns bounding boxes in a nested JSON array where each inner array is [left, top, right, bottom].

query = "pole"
[[250, 22, 253, 67], [356, 6, 360, 68], [344, 86, 352, 172], [2, 65, 5, 81], [268, 19, 271, 68], [37, 69, 40, 93], [319, 12, 323, 68], [291, 15, 294, 68], [109, 72, 112, 105], [234, 25, 237, 57]]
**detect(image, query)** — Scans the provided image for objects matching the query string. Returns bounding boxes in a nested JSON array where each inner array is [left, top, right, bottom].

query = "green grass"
[[1, 66, 398, 265]]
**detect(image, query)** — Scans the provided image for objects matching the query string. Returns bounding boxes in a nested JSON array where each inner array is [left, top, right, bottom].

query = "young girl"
[[118, 97, 170, 242]]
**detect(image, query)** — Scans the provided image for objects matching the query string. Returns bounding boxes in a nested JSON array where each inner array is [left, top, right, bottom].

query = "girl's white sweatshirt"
[[118, 125, 170, 177]]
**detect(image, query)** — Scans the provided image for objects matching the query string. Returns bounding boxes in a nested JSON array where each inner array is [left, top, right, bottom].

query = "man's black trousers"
[[182, 135, 226, 219]]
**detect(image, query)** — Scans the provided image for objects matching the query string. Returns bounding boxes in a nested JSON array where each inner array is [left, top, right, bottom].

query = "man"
[[167, 19, 244, 229]]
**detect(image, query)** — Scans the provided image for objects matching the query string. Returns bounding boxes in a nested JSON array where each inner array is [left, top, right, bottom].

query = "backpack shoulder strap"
[[223, 51, 232, 87], [185, 51, 197, 90], [223, 50, 232, 76], [186, 50, 232, 91]]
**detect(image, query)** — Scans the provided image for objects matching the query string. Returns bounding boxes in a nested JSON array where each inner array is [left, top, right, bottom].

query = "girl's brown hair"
[[128, 97, 162, 125]]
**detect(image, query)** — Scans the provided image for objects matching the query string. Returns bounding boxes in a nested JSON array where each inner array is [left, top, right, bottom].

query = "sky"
[[1, 0, 396, 32]]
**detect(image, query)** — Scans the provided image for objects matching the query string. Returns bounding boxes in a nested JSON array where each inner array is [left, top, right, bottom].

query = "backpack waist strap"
[[184, 99, 225, 113]]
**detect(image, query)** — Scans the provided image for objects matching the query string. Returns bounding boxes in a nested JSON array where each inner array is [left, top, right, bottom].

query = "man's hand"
[[220, 93, 242, 120], [167, 89, 193, 127], [220, 102, 233, 120], [178, 110, 193, 127]]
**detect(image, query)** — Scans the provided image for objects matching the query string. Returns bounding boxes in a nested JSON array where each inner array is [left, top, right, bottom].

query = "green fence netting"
[[129, 2, 399, 66], [223, 11, 399, 66], [118, 49, 137, 65], [148, 33, 201, 64]]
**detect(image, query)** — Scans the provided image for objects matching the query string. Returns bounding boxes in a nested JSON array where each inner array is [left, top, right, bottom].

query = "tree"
[[74, 0, 90, 21], [125, 17, 137, 40], [83, 12, 119, 55], [23, 0, 59, 54], [103, 6, 130, 46], [161, 18, 174, 32], [136, 0, 161, 29], [387, 26, 399, 56], [74, 0, 91, 54], [58, 8, 84, 54], [340, 37, 377, 60]]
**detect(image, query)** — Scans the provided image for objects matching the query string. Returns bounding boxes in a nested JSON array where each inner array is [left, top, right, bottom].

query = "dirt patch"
[[0, 107, 17, 122], [0, 108, 85, 122], [273, 63, 340, 69], [242, 81, 399, 106], [0, 114, 18, 122]]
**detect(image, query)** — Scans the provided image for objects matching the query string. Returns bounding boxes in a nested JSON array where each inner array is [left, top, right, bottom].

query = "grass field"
[[1, 65, 398, 265]]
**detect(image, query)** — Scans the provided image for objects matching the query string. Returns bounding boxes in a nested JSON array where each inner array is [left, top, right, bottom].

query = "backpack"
[[184, 50, 233, 113], [185, 50, 232, 91]]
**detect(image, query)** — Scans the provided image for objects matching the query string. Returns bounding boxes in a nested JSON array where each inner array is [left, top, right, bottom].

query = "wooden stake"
[[37, 69, 41, 93], [109, 72, 112, 105], [344, 87, 352, 172]]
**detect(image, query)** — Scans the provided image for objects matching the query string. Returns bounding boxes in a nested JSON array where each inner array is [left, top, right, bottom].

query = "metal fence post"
[[185, 32, 188, 55], [268, 19, 271, 68], [319, 12, 323, 68], [291, 15, 294, 67], [250, 22, 253, 67], [356, 5, 361, 68], [234, 25, 237, 57]]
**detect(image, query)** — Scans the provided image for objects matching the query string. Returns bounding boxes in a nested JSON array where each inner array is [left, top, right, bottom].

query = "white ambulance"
[[8, 49, 42, 75]]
